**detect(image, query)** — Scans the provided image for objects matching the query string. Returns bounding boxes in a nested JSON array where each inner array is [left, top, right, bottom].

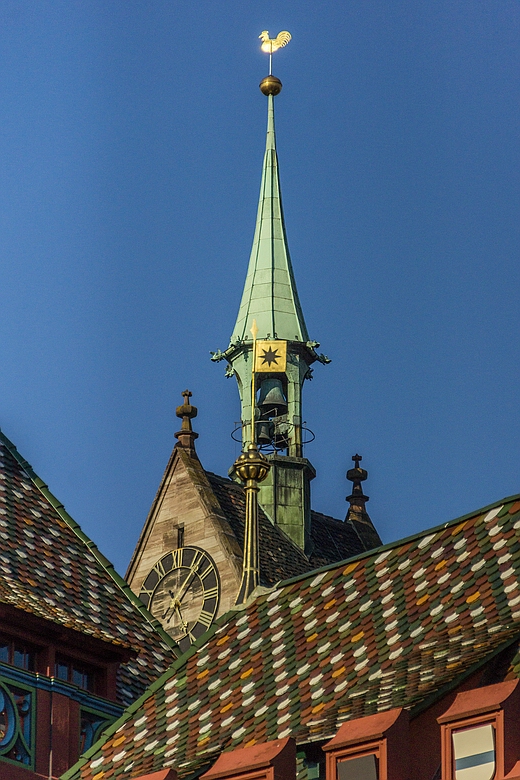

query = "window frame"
[[323, 707, 408, 780], [329, 742, 382, 780], [437, 680, 520, 780], [54, 654, 97, 693], [0, 635, 37, 672], [440, 712, 502, 780], [200, 736, 296, 780]]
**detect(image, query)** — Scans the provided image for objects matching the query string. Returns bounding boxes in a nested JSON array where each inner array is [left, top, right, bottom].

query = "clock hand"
[[162, 590, 177, 620], [173, 601, 188, 632], [173, 554, 203, 604], [159, 589, 187, 632]]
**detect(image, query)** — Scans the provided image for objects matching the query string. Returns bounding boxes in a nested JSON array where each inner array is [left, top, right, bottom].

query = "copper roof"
[[65, 493, 520, 779]]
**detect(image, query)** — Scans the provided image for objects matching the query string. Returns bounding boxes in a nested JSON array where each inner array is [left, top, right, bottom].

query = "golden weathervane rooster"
[[259, 30, 292, 75], [259, 30, 292, 53]]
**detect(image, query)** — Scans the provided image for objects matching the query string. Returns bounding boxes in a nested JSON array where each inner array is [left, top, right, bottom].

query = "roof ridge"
[[0, 427, 178, 655], [265, 490, 520, 592], [310, 509, 342, 522]]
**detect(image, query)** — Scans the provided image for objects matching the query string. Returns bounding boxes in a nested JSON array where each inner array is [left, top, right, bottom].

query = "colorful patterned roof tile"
[[0, 429, 177, 707], [65, 493, 520, 779]]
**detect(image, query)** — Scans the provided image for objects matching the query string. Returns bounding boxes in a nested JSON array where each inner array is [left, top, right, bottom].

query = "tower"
[[212, 66, 330, 553], [126, 35, 380, 650]]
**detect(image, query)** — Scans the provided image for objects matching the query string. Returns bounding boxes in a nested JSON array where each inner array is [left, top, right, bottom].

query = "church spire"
[[213, 36, 330, 553], [231, 85, 308, 344]]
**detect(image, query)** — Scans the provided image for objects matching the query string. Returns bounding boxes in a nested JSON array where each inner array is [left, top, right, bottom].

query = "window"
[[0, 637, 36, 672], [337, 753, 378, 780], [323, 708, 408, 780], [438, 679, 520, 780], [55, 656, 95, 692], [451, 723, 495, 780], [201, 736, 296, 780], [177, 526, 185, 548]]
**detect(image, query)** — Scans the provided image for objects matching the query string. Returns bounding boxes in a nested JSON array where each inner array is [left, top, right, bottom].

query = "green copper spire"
[[213, 61, 330, 554], [231, 94, 309, 344]]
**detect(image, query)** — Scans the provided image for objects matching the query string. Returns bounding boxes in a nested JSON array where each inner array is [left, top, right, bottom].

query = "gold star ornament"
[[255, 340, 287, 372]]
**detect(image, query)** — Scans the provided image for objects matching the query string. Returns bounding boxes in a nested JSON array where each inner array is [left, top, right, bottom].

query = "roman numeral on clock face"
[[188, 549, 204, 573], [153, 558, 168, 578], [198, 563, 214, 581], [142, 546, 221, 647], [198, 610, 214, 628], [139, 586, 153, 607]]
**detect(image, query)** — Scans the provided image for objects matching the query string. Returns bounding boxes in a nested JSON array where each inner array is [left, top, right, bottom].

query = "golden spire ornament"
[[233, 443, 270, 605], [233, 318, 270, 605], [250, 318, 258, 446], [259, 30, 291, 74]]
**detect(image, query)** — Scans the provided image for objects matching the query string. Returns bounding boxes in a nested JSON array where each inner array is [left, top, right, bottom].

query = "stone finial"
[[174, 390, 199, 456], [345, 454, 381, 549], [346, 453, 369, 511]]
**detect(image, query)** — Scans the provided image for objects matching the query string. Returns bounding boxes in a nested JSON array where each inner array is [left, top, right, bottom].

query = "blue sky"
[[1, 1, 519, 574]]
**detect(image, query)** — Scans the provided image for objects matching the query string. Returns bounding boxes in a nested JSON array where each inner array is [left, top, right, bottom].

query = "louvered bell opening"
[[452, 723, 495, 780], [337, 754, 378, 780]]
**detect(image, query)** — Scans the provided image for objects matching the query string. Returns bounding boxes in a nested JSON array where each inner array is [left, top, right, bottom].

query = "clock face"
[[139, 547, 220, 651]]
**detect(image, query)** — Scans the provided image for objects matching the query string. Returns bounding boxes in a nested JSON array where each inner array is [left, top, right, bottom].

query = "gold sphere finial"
[[233, 443, 271, 485], [260, 75, 282, 96]]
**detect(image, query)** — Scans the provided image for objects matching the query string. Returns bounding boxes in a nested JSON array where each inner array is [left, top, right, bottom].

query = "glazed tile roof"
[[66, 493, 520, 779], [206, 472, 382, 584], [0, 430, 177, 707]]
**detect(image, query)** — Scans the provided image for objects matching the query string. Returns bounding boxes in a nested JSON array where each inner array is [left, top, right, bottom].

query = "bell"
[[257, 378, 288, 415], [257, 420, 273, 445]]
